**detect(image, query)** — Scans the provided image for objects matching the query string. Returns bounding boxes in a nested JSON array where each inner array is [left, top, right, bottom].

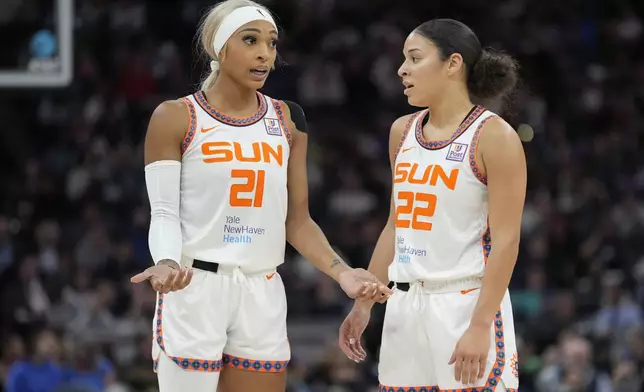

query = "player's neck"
[[206, 75, 258, 116], [428, 87, 473, 129]]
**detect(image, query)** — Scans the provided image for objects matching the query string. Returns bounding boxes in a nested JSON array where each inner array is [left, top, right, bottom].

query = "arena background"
[[1, 0, 643, 391]]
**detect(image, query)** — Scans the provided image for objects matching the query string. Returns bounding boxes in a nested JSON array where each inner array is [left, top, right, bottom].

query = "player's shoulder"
[[479, 112, 521, 149], [147, 97, 192, 139], [152, 98, 190, 122], [390, 110, 425, 139], [272, 97, 307, 133], [387, 111, 424, 160]]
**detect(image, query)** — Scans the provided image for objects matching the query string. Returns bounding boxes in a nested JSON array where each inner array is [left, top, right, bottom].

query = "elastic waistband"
[[184, 257, 276, 276], [395, 276, 482, 294]]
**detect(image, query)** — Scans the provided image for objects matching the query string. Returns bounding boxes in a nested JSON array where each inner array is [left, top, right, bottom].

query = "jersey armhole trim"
[[468, 114, 499, 186], [393, 111, 424, 162], [271, 99, 293, 148], [482, 219, 491, 264], [180, 97, 198, 156]]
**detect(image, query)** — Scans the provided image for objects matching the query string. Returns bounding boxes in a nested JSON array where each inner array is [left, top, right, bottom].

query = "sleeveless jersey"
[[178, 91, 292, 271], [389, 106, 499, 283]]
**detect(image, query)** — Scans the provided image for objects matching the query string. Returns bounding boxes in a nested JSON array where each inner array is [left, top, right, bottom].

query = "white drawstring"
[[232, 267, 248, 285], [409, 283, 425, 312]]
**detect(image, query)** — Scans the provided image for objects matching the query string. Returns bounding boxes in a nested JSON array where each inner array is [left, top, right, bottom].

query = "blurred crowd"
[[1, 0, 644, 391]]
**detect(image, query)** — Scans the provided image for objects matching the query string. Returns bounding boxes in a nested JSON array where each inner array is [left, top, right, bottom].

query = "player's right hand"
[[338, 300, 371, 362], [130, 261, 193, 293], [337, 268, 392, 301]]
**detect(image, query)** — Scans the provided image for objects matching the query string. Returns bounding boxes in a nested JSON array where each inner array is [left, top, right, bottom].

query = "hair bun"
[[468, 47, 519, 103]]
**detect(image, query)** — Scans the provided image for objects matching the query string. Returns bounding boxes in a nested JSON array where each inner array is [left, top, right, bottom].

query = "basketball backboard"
[[0, 0, 73, 88]]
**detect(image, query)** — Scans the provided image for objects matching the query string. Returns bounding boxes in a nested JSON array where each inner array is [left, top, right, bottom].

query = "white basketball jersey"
[[178, 91, 292, 271], [389, 106, 499, 283]]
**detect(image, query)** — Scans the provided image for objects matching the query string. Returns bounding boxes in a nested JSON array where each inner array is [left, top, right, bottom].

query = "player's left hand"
[[337, 268, 392, 300], [449, 324, 490, 385], [338, 300, 372, 362]]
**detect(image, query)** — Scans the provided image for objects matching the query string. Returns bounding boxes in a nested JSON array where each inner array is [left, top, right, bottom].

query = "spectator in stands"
[[5, 329, 63, 392]]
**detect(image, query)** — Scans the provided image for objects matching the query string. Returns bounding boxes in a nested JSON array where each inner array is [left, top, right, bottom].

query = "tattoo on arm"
[[330, 258, 347, 269]]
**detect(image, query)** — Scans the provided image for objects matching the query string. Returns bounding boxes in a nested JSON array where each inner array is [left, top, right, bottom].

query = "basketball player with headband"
[[129, 1, 392, 391]]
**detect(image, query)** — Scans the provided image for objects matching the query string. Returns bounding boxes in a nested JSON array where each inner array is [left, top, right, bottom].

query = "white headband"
[[212, 6, 277, 57]]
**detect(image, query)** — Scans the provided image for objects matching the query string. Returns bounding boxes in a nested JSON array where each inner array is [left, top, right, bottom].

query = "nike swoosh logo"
[[460, 288, 480, 295], [201, 126, 219, 133], [266, 273, 276, 280], [402, 147, 414, 153]]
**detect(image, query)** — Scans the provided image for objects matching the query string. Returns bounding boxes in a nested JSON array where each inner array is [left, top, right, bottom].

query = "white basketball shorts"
[[152, 264, 290, 392], [378, 278, 519, 392]]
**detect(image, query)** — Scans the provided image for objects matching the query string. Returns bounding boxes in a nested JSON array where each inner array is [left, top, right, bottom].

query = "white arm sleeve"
[[145, 160, 182, 265]]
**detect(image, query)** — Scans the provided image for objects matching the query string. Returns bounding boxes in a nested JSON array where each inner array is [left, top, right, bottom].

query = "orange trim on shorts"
[[379, 311, 512, 392], [180, 97, 198, 155], [270, 99, 293, 147], [194, 90, 268, 127], [415, 106, 485, 151], [153, 294, 224, 373], [468, 115, 499, 185], [222, 354, 288, 373], [394, 111, 424, 161]]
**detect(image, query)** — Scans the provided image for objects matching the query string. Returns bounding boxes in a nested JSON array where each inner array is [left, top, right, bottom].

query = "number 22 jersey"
[[178, 91, 292, 271], [389, 106, 499, 283]]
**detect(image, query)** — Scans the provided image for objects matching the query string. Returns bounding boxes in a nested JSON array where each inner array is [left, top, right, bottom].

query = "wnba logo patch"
[[264, 118, 282, 136], [446, 143, 468, 162]]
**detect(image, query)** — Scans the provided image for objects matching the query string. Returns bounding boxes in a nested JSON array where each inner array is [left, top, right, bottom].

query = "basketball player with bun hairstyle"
[[339, 19, 526, 391], [129, 1, 391, 391]]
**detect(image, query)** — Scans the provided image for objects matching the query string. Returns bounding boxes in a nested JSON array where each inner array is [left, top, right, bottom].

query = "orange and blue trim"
[[271, 99, 293, 147], [468, 115, 499, 185], [180, 97, 198, 155], [222, 354, 288, 373], [394, 111, 424, 161], [415, 106, 485, 151], [194, 90, 267, 127], [153, 294, 224, 373], [481, 224, 491, 264]]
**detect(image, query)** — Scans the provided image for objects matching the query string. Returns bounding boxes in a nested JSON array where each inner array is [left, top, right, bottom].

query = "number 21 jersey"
[[178, 91, 292, 271], [389, 106, 498, 283]]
